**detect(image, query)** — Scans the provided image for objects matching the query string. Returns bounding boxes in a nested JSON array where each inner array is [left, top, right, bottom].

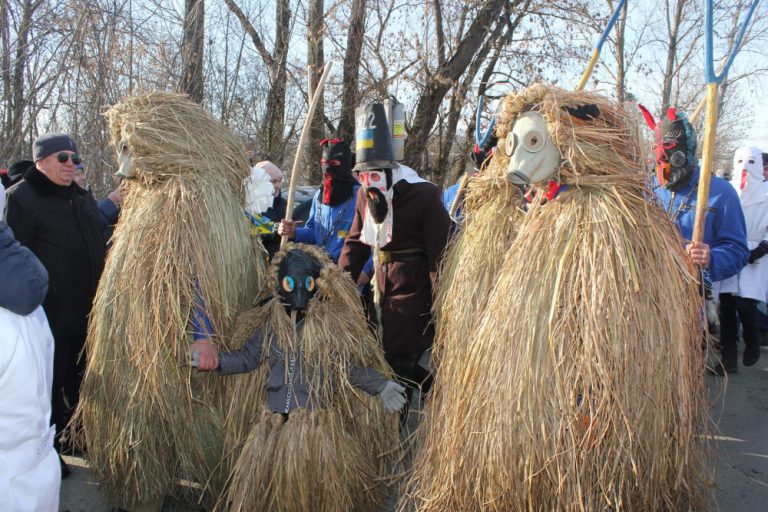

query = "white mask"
[[358, 170, 389, 192], [730, 146, 767, 207], [116, 139, 134, 179], [505, 111, 560, 186]]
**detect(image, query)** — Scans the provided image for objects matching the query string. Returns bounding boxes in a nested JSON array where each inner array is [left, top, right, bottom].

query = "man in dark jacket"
[[4, 132, 106, 465], [338, 104, 451, 417]]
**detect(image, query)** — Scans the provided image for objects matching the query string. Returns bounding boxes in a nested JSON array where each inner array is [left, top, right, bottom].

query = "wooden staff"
[[692, 0, 760, 243], [576, 0, 627, 91], [281, 62, 333, 249]]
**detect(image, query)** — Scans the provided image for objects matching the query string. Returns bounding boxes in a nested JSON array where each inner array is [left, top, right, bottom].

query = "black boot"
[[744, 343, 761, 367], [713, 352, 738, 376]]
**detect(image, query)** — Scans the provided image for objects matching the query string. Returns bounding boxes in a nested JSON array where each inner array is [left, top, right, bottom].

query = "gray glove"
[[379, 380, 407, 413]]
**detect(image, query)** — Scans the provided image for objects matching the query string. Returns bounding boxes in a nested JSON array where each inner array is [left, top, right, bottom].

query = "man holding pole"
[[640, 105, 748, 374]]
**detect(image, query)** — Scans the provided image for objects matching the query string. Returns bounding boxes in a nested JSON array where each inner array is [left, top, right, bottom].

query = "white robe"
[[718, 146, 768, 302], [0, 306, 59, 512]]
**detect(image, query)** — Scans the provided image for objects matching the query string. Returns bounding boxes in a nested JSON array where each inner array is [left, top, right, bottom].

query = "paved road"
[[61, 357, 768, 512]]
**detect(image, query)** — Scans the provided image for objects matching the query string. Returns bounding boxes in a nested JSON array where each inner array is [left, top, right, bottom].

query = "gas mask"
[[320, 138, 355, 206], [639, 105, 696, 192], [277, 250, 322, 317], [505, 111, 561, 187], [653, 118, 692, 191]]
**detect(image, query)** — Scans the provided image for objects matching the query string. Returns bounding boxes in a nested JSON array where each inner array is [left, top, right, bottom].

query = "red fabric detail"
[[523, 180, 561, 203], [665, 107, 677, 121], [637, 104, 656, 131], [473, 143, 480, 154], [741, 169, 748, 190], [544, 180, 561, 201], [323, 172, 333, 204], [320, 137, 343, 147]]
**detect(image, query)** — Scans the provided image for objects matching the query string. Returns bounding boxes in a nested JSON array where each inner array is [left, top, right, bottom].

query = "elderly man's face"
[[270, 175, 283, 197], [74, 168, 87, 188], [37, 151, 79, 186]]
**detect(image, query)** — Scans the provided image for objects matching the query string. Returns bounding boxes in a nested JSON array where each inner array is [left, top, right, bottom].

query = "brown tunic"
[[339, 179, 451, 358]]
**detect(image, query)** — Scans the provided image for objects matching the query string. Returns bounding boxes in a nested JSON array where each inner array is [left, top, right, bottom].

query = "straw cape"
[[216, 244, 400, 512], [74, 93, 268, 508], [400, 84, 711, 511]]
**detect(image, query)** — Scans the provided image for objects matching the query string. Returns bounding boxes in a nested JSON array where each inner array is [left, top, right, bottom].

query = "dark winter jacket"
[[0, 221, 48, 316], [5, 167, 106, 337]]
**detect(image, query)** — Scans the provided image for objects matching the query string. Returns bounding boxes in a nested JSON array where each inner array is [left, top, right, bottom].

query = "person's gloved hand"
[[749, 241, 768, 264], [365, 188, 389, 224], [379, 380, 406, 413], [189, 339, 219, 371]]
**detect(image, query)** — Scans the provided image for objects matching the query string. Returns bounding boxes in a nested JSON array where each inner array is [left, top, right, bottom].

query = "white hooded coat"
[[0, 190, 60, 512], [719, 146, 768, 301]]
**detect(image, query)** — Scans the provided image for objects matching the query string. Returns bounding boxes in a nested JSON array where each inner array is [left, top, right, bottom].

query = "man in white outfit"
[[717, 146, 768, 373], [0, 189, 60, 511]]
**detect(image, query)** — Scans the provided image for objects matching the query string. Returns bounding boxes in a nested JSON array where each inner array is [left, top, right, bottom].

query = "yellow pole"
[[576, 49, 600, 91], [692, 82, 719, 244]]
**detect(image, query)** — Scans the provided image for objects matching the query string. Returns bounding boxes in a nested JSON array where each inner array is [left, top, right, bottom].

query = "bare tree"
[[304, 0, 325, 183], [336, 0, 367, 142], [403, 0, 510, 168], [180, 0, 205, 103]]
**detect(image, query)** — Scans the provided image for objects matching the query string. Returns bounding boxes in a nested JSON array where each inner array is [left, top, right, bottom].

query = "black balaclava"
[[277, 249, 323, 319], [320, 138, 355, 206]]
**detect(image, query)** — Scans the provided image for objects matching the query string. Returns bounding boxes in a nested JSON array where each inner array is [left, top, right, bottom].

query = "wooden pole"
[[281, 62, 333, 249], [692, 83, 719, 244]]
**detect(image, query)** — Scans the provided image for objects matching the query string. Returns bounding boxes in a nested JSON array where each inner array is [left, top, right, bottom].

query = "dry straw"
[[400, 84, 711, 511], [74, 92, 268, 508], [216, 244, 400, 512]]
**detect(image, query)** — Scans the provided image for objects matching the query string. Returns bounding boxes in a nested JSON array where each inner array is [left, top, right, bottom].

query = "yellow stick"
[[281, 62, 333, 249], [688, 96, 706, 125], [692, 83, 719, 244], [576, 49, 600, 92]]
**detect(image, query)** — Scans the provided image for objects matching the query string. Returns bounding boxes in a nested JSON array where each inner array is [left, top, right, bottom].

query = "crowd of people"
[[1, 94, 767, 511]]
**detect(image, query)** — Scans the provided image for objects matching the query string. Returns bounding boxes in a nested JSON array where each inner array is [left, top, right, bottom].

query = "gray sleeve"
[[347, 365, 388, 396], [0, 221, 49, 315], [217, 329, 266, 375]]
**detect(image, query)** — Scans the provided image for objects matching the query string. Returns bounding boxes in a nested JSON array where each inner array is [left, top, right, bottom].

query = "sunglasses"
[[56, 152, 82, 165]]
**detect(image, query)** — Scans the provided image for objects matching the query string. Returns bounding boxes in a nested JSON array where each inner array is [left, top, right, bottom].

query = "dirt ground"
[[61, 352, 768, 512]]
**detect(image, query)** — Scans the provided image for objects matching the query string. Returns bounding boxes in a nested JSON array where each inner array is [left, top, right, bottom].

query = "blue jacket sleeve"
[[708, 185, 749, 282], [0, 221, 49, 315], [294, 193, 319, 244], [97, 198, 120, 240], [190, 282, 214, 341], [363, 255, 373, 277]]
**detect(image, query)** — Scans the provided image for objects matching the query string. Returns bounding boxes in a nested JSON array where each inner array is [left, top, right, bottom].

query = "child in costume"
[[196, 244, 404, 512]]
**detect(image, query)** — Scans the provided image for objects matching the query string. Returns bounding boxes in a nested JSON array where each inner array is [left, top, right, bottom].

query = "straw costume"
[[74, 93, 268, 509], [400, 84, 711, 511], [199, 244, 402, 512]]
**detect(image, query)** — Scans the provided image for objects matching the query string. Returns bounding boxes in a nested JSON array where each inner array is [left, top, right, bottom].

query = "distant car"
[[283, 185, 319, 223]]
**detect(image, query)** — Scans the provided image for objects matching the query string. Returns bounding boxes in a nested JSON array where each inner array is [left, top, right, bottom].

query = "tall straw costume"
[[74, 93, 268, 508], [216, 243, 400, 512], [400, 84, 711, 511]]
